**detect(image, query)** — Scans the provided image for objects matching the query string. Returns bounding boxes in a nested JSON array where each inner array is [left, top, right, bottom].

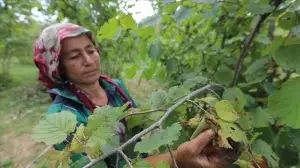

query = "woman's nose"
[[83, 52, 93, 66]]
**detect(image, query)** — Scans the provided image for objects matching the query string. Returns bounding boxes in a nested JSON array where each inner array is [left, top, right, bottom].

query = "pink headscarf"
[[33, 23, 130, 112]]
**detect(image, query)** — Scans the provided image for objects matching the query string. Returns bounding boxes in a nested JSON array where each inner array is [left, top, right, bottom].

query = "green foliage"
[[32, 111, 77, 145], [269, 77, 300, 128], [134, 122, 182, 153]]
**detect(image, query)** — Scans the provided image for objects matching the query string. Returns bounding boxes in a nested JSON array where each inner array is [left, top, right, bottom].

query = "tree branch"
[[25, 145, 53, 168], [230, 14, 270, 87], [118, 150, 133, 168], [121, 109, 167, 121], [83, 85, 213, 168]]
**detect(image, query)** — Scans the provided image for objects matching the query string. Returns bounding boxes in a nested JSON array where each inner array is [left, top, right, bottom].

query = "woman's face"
[[60, 34, 100, 86]]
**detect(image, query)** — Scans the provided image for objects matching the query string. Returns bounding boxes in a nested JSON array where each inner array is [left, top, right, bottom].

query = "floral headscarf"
[[33, 23, 130, 112]]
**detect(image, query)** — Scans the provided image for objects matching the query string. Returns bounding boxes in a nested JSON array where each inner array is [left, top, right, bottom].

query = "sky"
[[30, 0, 156, 23]]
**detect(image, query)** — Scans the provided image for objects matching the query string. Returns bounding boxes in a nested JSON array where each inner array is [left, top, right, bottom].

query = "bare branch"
[[116, 152, 120, 168], [83, 85, 212, 168], [230, 14, 270, 87], [121, 108, 167, 121], [25, 145, 53, 168], [167, 145, 179, 168], [118, 150, 133, 168]]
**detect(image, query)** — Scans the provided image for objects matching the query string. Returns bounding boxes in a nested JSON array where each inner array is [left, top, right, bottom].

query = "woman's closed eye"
[[87, 49, 96, 55]]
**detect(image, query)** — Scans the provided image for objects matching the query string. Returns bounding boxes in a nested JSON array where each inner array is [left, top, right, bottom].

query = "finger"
[[189, 129, 215, 154]]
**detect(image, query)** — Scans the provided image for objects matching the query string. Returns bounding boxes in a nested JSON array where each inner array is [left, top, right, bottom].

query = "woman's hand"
[[174, 129, 239, 168]]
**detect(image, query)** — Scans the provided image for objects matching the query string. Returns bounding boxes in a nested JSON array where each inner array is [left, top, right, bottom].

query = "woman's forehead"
[[61, 34, 94, 52]]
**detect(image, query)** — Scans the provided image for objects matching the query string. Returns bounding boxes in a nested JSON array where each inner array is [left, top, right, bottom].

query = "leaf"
[[139, 14, 162, 27], [167, 85, 189, 102], [252, 139, 279, 168], [248, 4, 274, 15], [123, 159, 152, 168], [156, 161, 170, 168], [250, 107, 272, 128], [214, 66, 234, 85], [244, 57, 269, 81], [277, 12, 297, 30], [119, 13, 137, 29], [136, 27, 155, 39], [69, 124, 85, 153], [192, 0, 217, 4], [172, 6, 192, 22], [85, 105, 126, 147], [32, 111, 77, 145], [125, 64, 140, 79], [198, 96, 219, 106], [217, 119, 248, 149], [70, 157, 107, 168], [222, 87, 247, 112], [274, 44, 300, 71], [237, 112, 253, 130], [45, 149, 71, 168], [134, 122, 182, 153], [215, 100, 239, 122], [150, 89, 169, 109], [149, 41, 162, 61], [268, 77, 300, 128], [97, 17, 119, 40], [100, 135, 120, 154], [162, 0, 176, 6]]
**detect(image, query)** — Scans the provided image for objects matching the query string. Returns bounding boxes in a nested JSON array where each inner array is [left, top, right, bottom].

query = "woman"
[[34, 23, 236, 168]]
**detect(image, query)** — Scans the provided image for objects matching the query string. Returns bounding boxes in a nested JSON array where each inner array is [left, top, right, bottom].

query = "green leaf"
[[97, 17, 119, 40], [143, 61, 158, 80], [252, 139, 279, 168], [156, 161, 170, 168], [248, 4, 274, 15], [274, 44, 300, 71], [123, 159, 153, 168], [32, 111, 77, 145], [217, 119, 248, 149], [277, 12, 297, 30], [214, 66, 234, 85], [134, 122, 182, 153], [237, 112, 253, 130], [150, 90, 169, 109], [244, 57, 269, 81], [149, 41, 162, 61], [70, 157, 107, 168], [139, 14, 162, 27], [119, 13, 137, 29], [215, 100, 239, 122], [222, 87, 247, 112], [125, 64, 140, 79], [172, 6, 192, 22], [167, 85, 189, 102], [85, 105, 126, 147], [268, 77, 300, 128], [69, 124, 85, 153], [192, 0, 217, 4], [136, 27, 155, 39], [250, 107, 272, 128]]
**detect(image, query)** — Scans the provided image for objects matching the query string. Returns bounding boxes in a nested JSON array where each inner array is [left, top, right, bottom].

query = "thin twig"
[[25, 145, 53, 168], [118, 150, 133, 168], [121, 108, 167, 121], [83, 85, 212, 168], [248, 147, 261, 168], [167, 145, 179, 168], [75, 134, 93, 161], [206, 88, 221, 99], [116, 152, 120, 168]]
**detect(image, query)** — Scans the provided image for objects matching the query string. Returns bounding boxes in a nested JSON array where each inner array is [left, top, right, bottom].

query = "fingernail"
[[207, 129, 215, 137]]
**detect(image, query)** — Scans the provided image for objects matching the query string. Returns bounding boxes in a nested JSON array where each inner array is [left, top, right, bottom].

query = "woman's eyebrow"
[[85, 44, 94, 49]]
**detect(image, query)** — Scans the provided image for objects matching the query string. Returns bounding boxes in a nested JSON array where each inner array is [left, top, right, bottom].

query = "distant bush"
[[0, 73, 16, 91]]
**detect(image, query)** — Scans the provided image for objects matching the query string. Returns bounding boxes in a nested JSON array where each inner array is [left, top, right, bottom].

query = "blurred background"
[[1, 0, 300, 167], [0, 1, 162, 167]]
